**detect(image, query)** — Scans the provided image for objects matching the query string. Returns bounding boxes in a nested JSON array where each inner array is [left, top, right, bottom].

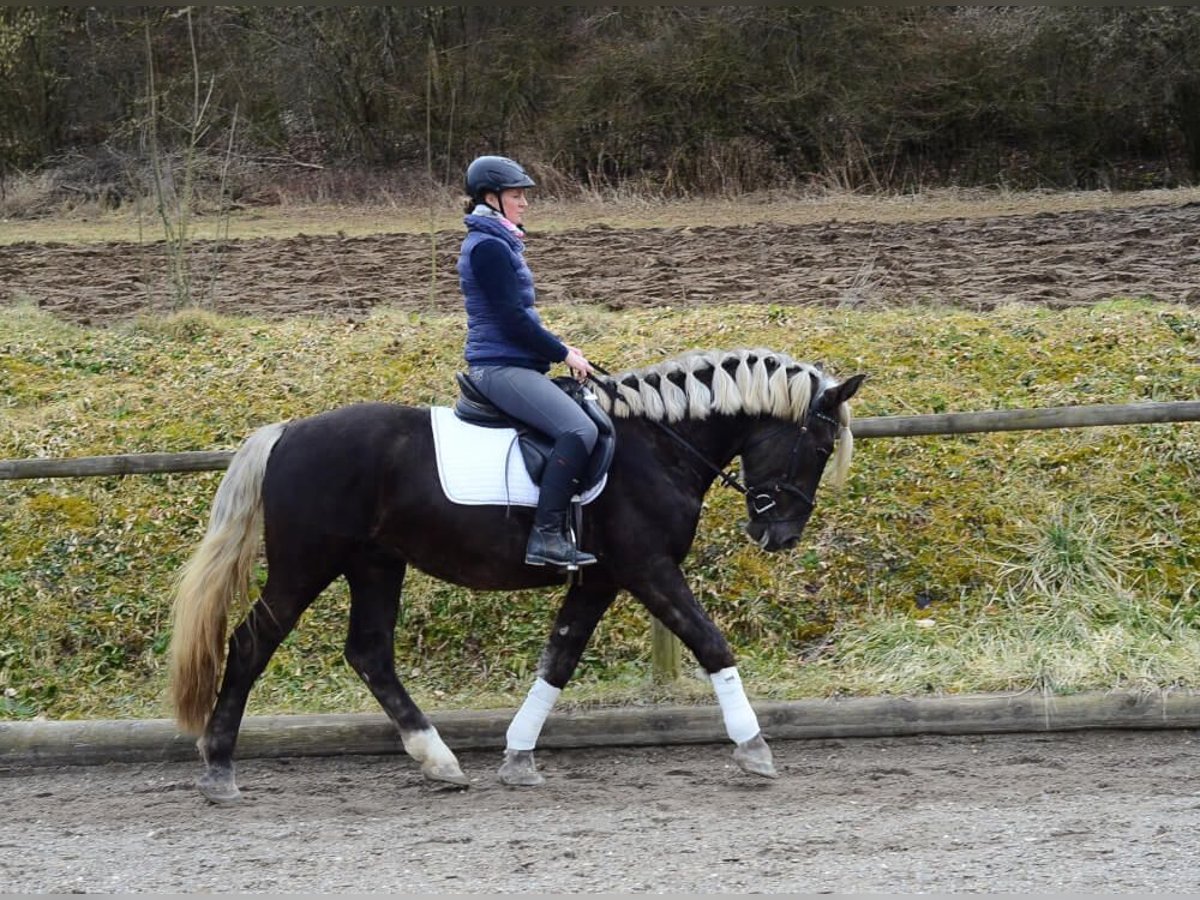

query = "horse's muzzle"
[[745, 520, 803, 553]]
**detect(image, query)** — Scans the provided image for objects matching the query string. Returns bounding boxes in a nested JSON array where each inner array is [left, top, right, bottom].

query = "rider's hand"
[[564, 346, 593, 382]]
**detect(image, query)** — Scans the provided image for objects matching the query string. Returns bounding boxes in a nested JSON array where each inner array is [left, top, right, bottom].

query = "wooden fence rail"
[[849, 399, 1200, 438], [3, 400, 1198, 482], [0, 450, 234, 481], [3, 399, 1198, 683]]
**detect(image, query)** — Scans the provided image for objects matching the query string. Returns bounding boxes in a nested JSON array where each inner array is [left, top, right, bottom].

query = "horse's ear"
[[828, 373, 866, 407]]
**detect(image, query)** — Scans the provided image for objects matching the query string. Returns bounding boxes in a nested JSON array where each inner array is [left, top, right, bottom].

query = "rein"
[[586, 364, 837, 524]]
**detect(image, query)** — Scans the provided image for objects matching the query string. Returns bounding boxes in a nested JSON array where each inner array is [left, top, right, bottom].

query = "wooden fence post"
[[651, 617, 682, 682]]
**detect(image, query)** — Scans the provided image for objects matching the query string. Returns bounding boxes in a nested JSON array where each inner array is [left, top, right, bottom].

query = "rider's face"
[[491, 188, 529, 225]]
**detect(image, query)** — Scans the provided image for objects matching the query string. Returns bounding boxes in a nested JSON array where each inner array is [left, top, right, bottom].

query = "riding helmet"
[[465, 155, 536, 200]]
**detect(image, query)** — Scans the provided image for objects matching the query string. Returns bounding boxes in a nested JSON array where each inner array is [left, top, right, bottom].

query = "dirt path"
[[2, 201, 1197, 324], [4, 729, 1198, 892]]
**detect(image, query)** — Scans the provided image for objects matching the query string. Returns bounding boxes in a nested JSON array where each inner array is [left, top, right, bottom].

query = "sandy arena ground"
[[3, 729, 1199, 892]]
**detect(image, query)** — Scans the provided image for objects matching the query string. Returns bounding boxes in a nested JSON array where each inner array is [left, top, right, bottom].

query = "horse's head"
[[741, 372, 865, 552]]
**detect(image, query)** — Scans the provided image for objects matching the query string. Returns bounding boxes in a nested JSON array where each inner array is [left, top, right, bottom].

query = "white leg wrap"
[[401, 726, 455, 767], [506, 677, 561, 751], [710, 666, 760, 745]]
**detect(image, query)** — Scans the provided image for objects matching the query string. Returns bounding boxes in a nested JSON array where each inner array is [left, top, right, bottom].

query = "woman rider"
[[457, 155, 599, 569]]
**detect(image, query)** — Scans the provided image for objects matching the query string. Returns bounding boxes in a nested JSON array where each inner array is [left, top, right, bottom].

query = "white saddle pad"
[[430, 407, 607, 508]]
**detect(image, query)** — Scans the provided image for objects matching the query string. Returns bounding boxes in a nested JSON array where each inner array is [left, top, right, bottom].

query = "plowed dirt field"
[[3, 199, 1197, 323]]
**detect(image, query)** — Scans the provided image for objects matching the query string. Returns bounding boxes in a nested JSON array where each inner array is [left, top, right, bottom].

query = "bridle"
[[736, 412, 839, 524], [587, 366, 840, 527]]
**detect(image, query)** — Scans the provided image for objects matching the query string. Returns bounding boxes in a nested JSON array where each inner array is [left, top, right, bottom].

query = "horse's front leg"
[[499, 580, 618, 786], [628, 559, 777, 779]]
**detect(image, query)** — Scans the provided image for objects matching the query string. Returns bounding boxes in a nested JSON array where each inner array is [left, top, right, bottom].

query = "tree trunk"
[[1174, 79, 1200, 181]]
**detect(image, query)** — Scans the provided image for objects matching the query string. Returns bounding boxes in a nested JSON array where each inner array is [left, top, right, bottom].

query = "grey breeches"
[[468, 365, 599, 454]]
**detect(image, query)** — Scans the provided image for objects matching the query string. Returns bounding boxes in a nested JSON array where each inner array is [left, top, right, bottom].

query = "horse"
[[167, 347, 865, 803]]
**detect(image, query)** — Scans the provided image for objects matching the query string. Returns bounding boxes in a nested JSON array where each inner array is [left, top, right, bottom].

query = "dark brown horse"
[[168, 348, 864, 803]]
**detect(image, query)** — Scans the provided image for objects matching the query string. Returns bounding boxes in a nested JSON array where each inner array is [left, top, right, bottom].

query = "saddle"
[[453, 372, 616, 495]]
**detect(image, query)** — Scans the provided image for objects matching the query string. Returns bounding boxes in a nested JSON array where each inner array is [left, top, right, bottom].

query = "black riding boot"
[[525, 436, 598, 569]]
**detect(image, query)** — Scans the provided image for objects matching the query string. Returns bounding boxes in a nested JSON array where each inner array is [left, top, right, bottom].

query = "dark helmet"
[[465, 155, 535, 200]]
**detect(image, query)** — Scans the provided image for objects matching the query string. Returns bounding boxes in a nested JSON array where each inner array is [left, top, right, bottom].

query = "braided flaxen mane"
[[593, 348, 856, 485]]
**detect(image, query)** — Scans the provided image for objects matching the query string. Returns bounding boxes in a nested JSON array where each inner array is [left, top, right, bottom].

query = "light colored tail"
[[168, 422, 285, 735]]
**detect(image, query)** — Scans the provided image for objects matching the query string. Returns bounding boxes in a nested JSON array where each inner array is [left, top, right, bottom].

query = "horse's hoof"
[[422, 762, 470, 788], [197, 768, 241, 804], [498, 749, 545, 786], [733, 733, 778, 779]]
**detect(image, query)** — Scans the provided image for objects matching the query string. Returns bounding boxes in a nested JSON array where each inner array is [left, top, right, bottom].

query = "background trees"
[[1, 6, 1197, 200]]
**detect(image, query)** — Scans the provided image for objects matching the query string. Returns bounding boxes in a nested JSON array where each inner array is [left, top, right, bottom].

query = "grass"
[[786, 502, 1200, 699], [1, 299, 1198, 721]]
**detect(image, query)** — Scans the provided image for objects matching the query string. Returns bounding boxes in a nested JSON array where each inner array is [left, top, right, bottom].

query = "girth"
[[453, 372, 616, 494]]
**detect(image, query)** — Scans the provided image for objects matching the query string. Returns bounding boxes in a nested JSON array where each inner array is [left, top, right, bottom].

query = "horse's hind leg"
[[499, 580, 618, 786], [344, 553, 468, 787], [198, 567, 334, 804]]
